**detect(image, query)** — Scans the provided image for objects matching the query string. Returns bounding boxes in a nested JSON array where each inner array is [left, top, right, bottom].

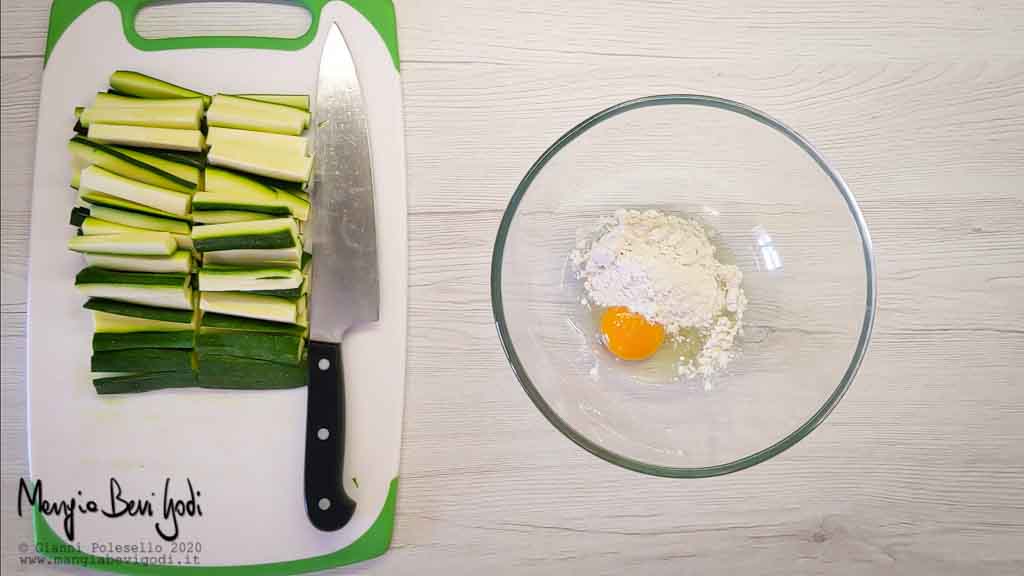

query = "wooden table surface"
[[3, 1, 1022, 574]]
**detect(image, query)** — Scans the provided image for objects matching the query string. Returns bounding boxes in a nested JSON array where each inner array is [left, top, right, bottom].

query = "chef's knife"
[[304, 22, 378, 532]]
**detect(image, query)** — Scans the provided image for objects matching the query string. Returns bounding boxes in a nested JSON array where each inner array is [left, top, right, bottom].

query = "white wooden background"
[[3, 1, 1023, 574]]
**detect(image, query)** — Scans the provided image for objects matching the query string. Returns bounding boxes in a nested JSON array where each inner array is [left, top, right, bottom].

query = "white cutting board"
[[27, 1, 407, 572]]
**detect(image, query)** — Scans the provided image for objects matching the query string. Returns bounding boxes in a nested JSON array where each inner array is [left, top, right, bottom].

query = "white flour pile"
[[571, 209, 746, 379]]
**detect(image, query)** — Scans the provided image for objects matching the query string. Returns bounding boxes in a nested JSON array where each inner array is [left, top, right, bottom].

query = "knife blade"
[[304, 22, 378, 532]]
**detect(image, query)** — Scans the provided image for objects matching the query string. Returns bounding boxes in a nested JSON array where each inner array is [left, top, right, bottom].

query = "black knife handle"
[[304, 340, 357, 531]]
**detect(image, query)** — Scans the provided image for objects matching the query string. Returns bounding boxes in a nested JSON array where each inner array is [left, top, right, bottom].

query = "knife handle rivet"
[[317, 428, 330, 440], [318, 498, 331, 511], [318, 358, 331, 371]]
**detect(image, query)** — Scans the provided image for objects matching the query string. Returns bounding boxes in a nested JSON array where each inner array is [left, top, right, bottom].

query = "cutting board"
[[26, 1, 407, 572]]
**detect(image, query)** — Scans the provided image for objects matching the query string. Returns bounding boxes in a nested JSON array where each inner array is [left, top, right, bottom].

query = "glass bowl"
[[491, 95, 876, 477]]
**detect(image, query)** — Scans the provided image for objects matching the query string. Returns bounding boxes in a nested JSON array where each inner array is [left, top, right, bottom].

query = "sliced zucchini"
[[91, 349, 193, 372], [206, 127, 309, 156], [174, 234, 193, 250], [93, 311, 193, 333], [79, 216, 191, 253], [191, 192, 290, 217], [80, 165, 191, 216], [118, 146, 205, 170], [197, 332, 303, 365], [85, 297, 194, 323], [201, 167, 308, 219], [71, 167, 82, 189], [80, 216, 143, 235], [75, 268, 192, 310], [234, 94, 309, 111], [93, 331, 195, 351], [93, 371, 197, 395], [93, 93, 204, 111], [80, 189, 190, 221], [199, 292, 297, 324], [88, 123, 205, 153], [191, 217, 298, 252], [80, 105, 202, 130], [84, 251, 193, 273], [207, 140, 312, 183], [249, 288, 302, 300], [196, 354, 306, 389], [201, 245, 302, 268], [200, 312, 305, 335], [198, 266, 302, 292], [88, 205, 190, 234], [109, 71, 210, 107], [69, 232, 177, 256], [68, 136, 196, 192], [274, 191, 309, 221], [191, 210, 275, 224], [206, 94, 306, 136]]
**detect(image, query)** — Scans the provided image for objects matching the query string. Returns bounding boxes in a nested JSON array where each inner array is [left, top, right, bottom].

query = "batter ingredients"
[[571, 209, 746, 379]]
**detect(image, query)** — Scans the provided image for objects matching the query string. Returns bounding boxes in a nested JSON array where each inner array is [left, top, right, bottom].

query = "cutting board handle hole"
[[134, 0, 313, 41]]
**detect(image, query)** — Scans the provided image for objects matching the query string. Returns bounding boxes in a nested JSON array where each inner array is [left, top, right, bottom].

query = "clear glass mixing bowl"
[[491, 95, 876, 477]]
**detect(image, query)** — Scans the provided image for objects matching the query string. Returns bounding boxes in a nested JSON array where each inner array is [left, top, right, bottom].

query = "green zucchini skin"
[[110, 71, 211, 107], [192, 228, 296, 252], [197, 332, 303, 365], [190, 198, 291, 216], [80, 190, 191, 222], [84, 298, 193, 323], [91, 349, 193, 372], [200, 312, 305, 335], [93, 371, 196, 395], [119, 146, 205, 169], [75, 268, 189, 288], [248, 287, 302, 299], [69, 135, 196, 192], [196, 353, 307, 389], [93, 331, 195, 351]]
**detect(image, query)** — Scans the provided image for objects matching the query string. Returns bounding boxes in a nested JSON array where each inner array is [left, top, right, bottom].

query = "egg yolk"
[[599, 306, 665, 361]]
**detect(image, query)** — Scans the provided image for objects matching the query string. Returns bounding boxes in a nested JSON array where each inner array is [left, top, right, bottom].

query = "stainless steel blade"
[[309, 23, 379, 344]]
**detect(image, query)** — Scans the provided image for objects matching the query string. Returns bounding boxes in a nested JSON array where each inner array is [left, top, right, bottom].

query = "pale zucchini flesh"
[[200, 246, 302, 268], [80, 165, 191, 216], [93, 93, 204, 111], [206, 127, 309, 156], [69, 231, 178, 256], [68, 136, 195, 192], [84, 251, 193, 273], [80, 105, 202, 130], [199, 291, 297, 324], [191, 210, 276, 224], [206, 94, 306, 136], [76, 268, 193, 310], [88, 205, 190, 234], [88, 123, 206, 152], [198, 267, 302, 292], [80, 189, 190, 221], [207, 141, 312, 183], [92, 311, 194, 333]]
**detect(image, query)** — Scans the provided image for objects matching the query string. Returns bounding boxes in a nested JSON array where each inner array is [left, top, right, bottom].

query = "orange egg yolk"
[[599, 306, 666, 361]]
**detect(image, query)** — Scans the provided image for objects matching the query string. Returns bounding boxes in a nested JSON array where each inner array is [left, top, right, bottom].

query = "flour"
[[571, 209, 746, 379]]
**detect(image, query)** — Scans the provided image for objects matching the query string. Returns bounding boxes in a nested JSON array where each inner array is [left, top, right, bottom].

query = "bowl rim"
[[490, 94, 878, 477]]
